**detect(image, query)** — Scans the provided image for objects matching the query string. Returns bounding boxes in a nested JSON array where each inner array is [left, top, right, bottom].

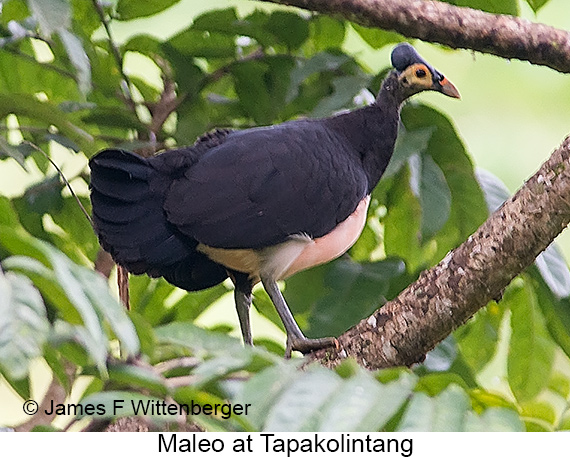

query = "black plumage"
[[89, 43, 459, 354]]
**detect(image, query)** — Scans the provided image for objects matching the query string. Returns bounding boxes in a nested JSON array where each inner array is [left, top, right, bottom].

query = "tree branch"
[[256, 0, 570, 74], [91, 0, 137, 111], [311, 136, 570, 369]]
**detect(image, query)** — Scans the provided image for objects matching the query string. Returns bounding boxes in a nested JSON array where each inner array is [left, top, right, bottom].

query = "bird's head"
[[390, 42, 460, 100]]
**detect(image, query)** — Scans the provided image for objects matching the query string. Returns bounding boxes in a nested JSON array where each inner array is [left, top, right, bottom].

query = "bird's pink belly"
[[198, 195, 370, 281], [279, 195, 370, 279]]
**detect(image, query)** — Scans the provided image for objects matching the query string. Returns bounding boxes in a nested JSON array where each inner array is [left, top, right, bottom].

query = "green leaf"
[[156, 324, 277, 393], [0, 136, 28, 169], [166, 28, 236, 59], [172, 284, 228, 322], [131, 277, 176, 325], [192, 9, 276, 49], [38, 246, 107, 364], [0, 249, 82, 325], [285, 258, 405, 338], [116, 0, 182, 20], [415, 372, 470, 396], [558, 409, 570, 430], [241, 366, 415, 432], [192, 8, 239, 31], [43, 345, 72, 393], [351, 24, 403, 49], [155, 321, 241, 355], [441, 0, 519, 15], [73, 266, 140, 357], [526, 0, 549, 12], [0, 40, 79, 101], [384, 126, 435, 178], [78, 391, 173, 421], [455, 301, 504, 373], [190, 351, 267, 388], [0, 197, 22, 230], [399, 384, 470, 431], [27, 0, 71, 36], [408, 153, 452, 239], [71, 0, 101, 36], [286, 52, 351, 104], [383, 166, 425, 271], [41, 242, 139, 356], [6, 238, 139, 368], [232, 56, 294, 124], [122, 34, 162, 57], [311, 75, 369, 118], [470, 389, 516, 410], [1, 373, 31, 400], [0, 94, 94, 154], [521, 400, 557, 428], [0, 268, 49, 380], [1, 0, 30, 23], [506, 278, 555, 402], [534, 244, 570, 299], [266, 11, 309, 50], [52, 320, 106, 371], [529, 267, 570, 362], [49, 196, 99, 261], [58, 29, 91, 95], [476, 168, 509, 213], [15, 175, 64, 223], [263, 365, 342, 431], [129, 311, 156, 358], [422, 336, 457, 372], [318, 371, 416, 431], [310, 16, 345, 51], [81, 106, 147, 132], [465, 407, 525, 431], [401, 104, 487, 260], [235, 363, 301, 430], [108, 363, 168, 396]]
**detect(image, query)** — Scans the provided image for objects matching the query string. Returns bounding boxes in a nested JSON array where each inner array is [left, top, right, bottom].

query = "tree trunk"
[[309, 136, 570, 368]]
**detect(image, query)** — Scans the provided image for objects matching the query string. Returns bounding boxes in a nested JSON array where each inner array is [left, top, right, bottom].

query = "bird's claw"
[[285, 336, 338, 358]]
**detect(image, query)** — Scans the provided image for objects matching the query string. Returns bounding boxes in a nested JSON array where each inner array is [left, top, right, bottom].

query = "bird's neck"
[[325, 74, 403, 193]]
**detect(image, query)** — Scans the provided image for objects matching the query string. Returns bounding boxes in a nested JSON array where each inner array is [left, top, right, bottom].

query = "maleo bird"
[[89, 43, 460, 355]]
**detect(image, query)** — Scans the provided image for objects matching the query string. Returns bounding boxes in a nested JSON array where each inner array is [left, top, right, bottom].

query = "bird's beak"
[[437, 76, 461, 99]]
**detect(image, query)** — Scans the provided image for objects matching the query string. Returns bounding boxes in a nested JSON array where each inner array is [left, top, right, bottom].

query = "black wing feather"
[[89, 148, 228, 290], [164, 120, 368, 249]]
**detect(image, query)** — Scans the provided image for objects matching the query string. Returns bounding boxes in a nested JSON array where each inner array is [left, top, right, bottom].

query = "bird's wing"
[[163, 121, 369, 249]]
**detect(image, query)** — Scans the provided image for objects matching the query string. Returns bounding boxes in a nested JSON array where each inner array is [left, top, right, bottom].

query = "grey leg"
[[261, 276, 337, 356], [230, 271, 254, 347], [234, 288, 253, 346]]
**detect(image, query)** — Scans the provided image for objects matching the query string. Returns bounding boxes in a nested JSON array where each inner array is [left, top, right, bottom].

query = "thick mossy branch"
[[257, 0, 570, 74], [311, 136, 570, 369]]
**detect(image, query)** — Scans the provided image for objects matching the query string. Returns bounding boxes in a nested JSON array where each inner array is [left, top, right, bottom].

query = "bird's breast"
[[197, 196, 370, 283]]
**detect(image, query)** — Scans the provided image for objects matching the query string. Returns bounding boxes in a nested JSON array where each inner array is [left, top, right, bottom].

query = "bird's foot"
[[285, 336, 338, 358]]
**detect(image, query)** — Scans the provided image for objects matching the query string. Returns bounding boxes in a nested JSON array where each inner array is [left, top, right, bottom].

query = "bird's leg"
[[261, 276, 337, 357], [234, 288, 253, 346], [231, 271, 253, 346]]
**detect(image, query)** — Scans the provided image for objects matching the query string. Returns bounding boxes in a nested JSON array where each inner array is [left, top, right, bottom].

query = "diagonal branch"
[[311, 136, 570, 369], [256, 0, 570, 74]]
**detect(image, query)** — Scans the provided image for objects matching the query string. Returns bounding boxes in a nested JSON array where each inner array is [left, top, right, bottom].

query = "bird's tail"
[[89, 149, 227, 290]]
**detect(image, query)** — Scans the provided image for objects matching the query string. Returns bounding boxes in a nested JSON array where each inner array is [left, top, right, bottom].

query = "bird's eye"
[[415, 69, 427, 78]]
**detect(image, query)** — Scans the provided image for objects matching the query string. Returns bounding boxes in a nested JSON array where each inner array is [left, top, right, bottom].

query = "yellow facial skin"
[[398, 63, 461, 99]]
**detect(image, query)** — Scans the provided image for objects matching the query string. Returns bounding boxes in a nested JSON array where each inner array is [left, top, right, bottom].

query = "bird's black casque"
[[89, 43, 459, 355]]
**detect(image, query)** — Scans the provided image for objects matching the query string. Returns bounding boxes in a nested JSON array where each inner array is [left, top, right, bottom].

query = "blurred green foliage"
[[0, 0, 569, 432]]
